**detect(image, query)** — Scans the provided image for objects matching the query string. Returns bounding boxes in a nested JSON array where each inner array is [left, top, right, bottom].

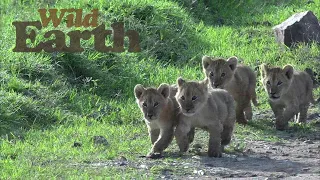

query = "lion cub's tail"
[[305, 68, 318, 89], [305, 68, 318, 105]]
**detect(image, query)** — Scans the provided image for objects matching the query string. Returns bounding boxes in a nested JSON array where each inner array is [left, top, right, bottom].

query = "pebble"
[[92, 136, 109, 146], [139, 164, 148, 169], [304, 140, 314, 144], [192, 155, 201, 160], [302, 167, 310, 171], [236, 157, 246, 161], [198, 170, 205, 175], [193, 170, 204, 175], [118, 156, 127, 165], [119, 161, 127, 166], [73, 142, 82, 147]]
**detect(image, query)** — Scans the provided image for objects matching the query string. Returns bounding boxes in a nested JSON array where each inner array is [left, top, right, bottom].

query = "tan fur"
[[260, 64, 315, 130], [170, 84, 196, 144], [174, 77, 236, 157], [134, 83, 178, 157], [202, 56, 257, 124]]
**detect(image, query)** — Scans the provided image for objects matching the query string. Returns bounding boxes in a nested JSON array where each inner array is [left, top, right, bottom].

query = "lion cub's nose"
[[147, 114, 153, 118], [213, 83, 220, 88]]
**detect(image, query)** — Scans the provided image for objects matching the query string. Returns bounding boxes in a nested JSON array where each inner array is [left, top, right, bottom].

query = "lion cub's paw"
[[208, 149, 222, 158], [275, 121, 289, 131], [146, 152, 163, 159]]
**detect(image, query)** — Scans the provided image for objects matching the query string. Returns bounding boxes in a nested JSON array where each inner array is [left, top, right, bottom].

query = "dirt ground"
[[76, 109, 320, 179]]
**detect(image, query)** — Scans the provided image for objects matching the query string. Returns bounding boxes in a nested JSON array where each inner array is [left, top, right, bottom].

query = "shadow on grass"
[[0, 52, 147, 135], [248, 111, 320, 141], [171, 0, 305, 27], [0, 91, 59, 137], [52, 53, 149, 98]]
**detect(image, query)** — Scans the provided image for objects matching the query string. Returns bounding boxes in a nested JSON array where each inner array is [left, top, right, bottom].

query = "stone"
[[192, 155, 201, 160], [139, 164, 148, 169], [273, 11, 320, 47], [304, 140, 314, 144], [92, 135, 109, 146], [236, 157, 246, 161], [73, 142, 82, 147]]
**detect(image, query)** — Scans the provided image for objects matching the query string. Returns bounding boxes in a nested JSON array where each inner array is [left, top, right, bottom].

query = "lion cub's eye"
[[277, 81, 282, 86], [154, 102, 159, 107], [267, 81, 271, 85], [181, 96, 185, 101], [210, 72, 214, 77], [192, 96, 197, 101], [142, 102, 147, 107], [221, 73, 225, 77]]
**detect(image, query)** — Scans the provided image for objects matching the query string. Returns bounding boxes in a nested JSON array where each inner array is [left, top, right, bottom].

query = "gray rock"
[[193, 169, 205, 175], [92, 136, 109, 146], [304, 140, 314, 144], [236, 157, 246, 161], [273, 11, 320, 47], [303, 167, 310, 171], [118, 156, 128, 166], [73, 142, 82, 147], [139, 164, 148, 169]]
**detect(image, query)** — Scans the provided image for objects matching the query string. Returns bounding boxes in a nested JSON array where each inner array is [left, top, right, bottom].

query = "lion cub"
[[174, 77, 236, 157], [260, 64, 316, 130], [134, 83, 178, 158], [202, 56, 258, 124]]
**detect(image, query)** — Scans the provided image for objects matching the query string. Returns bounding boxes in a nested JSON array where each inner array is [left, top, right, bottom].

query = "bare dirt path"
[[75, 110, 320, 179]]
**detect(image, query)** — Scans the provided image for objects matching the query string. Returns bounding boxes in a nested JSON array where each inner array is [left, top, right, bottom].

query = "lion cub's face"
[[260, 64, 294, 101], [134, 84, 170, 121], [202, 56, 238, 89], [175, 77, 208, 116]]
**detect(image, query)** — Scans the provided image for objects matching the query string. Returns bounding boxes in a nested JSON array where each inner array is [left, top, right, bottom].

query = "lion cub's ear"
[[227, 56, 238, 71], [134, 84, 145, 99], [158, 83, 170, 99], [202, 56, 212, 70], [177, 77, 186, 87], [260, 63, 269, 78], [283, 65, 294, 80]]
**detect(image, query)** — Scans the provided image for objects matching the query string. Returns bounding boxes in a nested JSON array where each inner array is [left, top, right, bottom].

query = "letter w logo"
[[38, 9, 67, 27]]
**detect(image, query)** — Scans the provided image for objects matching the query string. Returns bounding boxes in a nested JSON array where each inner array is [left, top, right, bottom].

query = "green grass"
[[1, 0, 320, 178]]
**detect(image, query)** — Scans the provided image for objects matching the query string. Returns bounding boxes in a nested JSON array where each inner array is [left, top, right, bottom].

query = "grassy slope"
[[0, 0, 320, 178]]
